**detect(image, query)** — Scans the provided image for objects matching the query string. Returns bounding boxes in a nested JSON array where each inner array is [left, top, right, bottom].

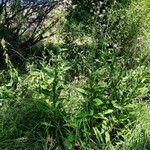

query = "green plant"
[[0, 0, 150, 149], [122, 102, 150, 150]]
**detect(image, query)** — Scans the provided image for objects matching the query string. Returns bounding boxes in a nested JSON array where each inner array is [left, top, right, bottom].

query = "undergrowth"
[[0, 0, 150, 149]]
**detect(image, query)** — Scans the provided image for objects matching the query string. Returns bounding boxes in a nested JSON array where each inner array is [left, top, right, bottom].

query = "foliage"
[[0, 0, 150, 149], [0, 0, 63, 69], [122, 102, 150, 150]]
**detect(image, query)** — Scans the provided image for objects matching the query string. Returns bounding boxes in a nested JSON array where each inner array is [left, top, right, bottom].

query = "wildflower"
[[74, 76, 79, 83], [99, 1, 103, 6], [113, 44, 118, 48], [95, 59, 100, 62], [90, 9, 93, 13], [97, 10, 100, 14], [99, 14, 104, 18], [102, 24, 106, 28], [102, 9, 106, 14]]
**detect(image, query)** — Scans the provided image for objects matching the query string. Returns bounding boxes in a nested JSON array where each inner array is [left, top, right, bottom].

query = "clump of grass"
[[122, 102, 150, 150]]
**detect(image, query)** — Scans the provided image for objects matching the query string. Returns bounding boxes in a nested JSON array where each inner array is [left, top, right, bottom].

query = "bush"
[[0, 0, 150, 149]]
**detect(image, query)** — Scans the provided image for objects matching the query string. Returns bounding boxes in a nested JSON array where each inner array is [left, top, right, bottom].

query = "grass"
[[0, 0, 150, 149], [122, 102, 150, 150]]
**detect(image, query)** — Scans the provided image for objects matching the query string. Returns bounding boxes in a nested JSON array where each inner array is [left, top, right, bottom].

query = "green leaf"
[[93, 127, 103, 143], [40, 88, 53, 97], [93, 98, 103, 106], [105, 132, 110, 143], [102, 120, 108, 131], [47, 78, 54, 85], [97, 113, 108, 120], [103, 109, 114, 115], [124, 104, 134, 109], [76, 88, 88, 96], [111, 101, 122, 109]]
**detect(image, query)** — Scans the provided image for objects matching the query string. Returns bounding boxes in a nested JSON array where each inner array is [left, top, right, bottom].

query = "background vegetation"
[[0, 0, 150, 149]]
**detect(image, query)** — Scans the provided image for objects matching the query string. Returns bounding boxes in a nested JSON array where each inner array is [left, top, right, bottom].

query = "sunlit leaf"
[[103, 109, 114, 115]]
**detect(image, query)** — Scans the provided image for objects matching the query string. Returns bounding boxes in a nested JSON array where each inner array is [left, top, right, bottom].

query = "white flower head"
[[113, 44, 118, 48], [100, 1, 103, 5], [102, 9, 106, 14], [114, 0, 117, 4], [137, 37, 141, 40], [99, 14, 104, 18], [102, 24, 106, 28]]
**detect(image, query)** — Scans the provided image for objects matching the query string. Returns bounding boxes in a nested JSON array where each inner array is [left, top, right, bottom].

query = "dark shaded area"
[[0, 0, 62, 70], [0, 98, 68, 149]]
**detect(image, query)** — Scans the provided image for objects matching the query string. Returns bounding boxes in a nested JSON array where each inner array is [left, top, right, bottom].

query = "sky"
[[0, 0, 53, 4]]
